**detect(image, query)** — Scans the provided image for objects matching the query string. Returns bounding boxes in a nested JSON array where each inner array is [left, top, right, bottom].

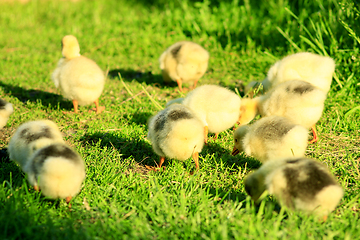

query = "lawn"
[[0, 0, 359, 239]]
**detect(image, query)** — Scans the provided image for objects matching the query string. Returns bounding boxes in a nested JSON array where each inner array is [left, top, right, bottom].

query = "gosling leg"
[[93, 99, 105, 114], [145, 156, 166, 171], [66, 196, 72, 204], [72, 99, 79, 113], [309, 124, 318, 144], [176, 78, 183, 92], [204, 126, 208, 144], [192, 79, 198, 90], [157, 156, 165, 168], [192, 151, 199, 170]]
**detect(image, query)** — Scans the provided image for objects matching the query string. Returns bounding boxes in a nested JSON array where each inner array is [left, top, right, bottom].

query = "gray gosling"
[[245, 157, 343, 220], [232, 116, 308, 163], [8, 120, 85, 203], [147, 104, 204, 170], [239, 80, 327, 143]]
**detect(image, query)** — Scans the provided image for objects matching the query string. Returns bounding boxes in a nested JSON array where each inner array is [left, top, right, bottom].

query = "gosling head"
[[244, 171, 267, 203], [232, 125, 249, 156], [61, 35, 81, 59], [238, 98, 258, 126]]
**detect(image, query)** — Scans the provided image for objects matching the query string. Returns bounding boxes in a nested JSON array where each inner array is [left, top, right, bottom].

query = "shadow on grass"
[[0, 199, 89, 239], [209, 185, 248, 203], [79, 131, 229, 171], [0, 147, 26, 189], [203, 140, 261, 170], [0, 82, 73, 111], [80, 131, 156, 168], [123, 111, 153, 126], [79, 129, 262, 176], [207, 184, 281, 214], [0, 148, 9, 162], [108, 68, 168, 87]]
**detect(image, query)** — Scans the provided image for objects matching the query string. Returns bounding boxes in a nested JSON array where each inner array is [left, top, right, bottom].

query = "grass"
[[0, 0, 359, 239]]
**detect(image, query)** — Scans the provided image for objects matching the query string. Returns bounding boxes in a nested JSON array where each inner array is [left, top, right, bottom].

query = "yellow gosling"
[[266, 52, 335, 93], [52, 35, 105, 113], [0, 98, 13, 129], [159, 41, 209, 92], [182, 84, 241, 143], [147, 104, 204, 170]]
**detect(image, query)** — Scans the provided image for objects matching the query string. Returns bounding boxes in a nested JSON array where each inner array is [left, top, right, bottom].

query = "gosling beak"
[[231, 146, 240, 156]]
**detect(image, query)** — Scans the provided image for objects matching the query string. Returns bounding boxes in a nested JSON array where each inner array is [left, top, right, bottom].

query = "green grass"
[[1, 0, 359, 239]]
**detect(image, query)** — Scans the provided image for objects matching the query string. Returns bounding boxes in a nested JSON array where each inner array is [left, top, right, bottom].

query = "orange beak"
[[231, 146, 240, 156]]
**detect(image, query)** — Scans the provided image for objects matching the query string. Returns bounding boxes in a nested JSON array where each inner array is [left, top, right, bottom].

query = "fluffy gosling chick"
[[232, 116, 308, 163], [52, 35, 105, 113], [24, 142, 86, 203], [159, 41, 209, 92], [239, 80, 327, 143], [147, 104, 205, 170], [182, 84, 241, 143], [245, 157, 344, 219], [0, 98, 13, 129], [265, 52, 335, 93], [8, 120, 64, 169]]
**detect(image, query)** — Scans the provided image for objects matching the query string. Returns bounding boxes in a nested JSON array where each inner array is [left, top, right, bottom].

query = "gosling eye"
[[235, 139, 238, 143]]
